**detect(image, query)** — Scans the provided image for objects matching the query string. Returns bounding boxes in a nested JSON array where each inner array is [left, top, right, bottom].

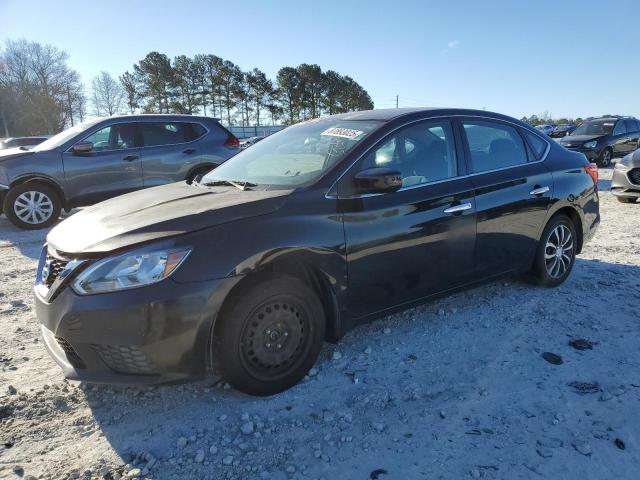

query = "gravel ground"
[[1, 167, 638, 480]]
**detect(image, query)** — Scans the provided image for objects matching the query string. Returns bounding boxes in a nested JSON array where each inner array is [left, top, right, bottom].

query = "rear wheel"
[[597, 148, 612, 167], [616, 196, 637, 204], [212, 275, 325, 396], [531, 215, 577, 287], [3, 183, 61, 230]]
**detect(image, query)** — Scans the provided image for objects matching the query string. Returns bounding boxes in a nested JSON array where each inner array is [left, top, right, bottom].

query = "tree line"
[[0, 39, 373, 137], [520, 113, 625, 126]]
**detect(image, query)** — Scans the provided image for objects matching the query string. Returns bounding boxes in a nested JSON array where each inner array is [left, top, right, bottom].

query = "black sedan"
[[549, 124, 576, 138], [34, 108, 600, 396]]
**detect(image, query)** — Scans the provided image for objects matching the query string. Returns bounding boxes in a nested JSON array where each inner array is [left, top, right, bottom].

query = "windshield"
[[572, 121, 614, 136], [31, 119, 101, 152], [202, 119, 382, 189]]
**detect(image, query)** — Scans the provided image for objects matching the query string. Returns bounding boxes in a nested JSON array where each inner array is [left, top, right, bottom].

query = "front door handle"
[[530, 186, 550, 196], [122, 155, 138, 162], [182, 148, 196, 154], [443, 202, 472, 214]]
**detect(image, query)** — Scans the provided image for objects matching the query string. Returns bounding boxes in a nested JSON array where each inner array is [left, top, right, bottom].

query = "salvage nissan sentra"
[[34, 108, 600, 396]]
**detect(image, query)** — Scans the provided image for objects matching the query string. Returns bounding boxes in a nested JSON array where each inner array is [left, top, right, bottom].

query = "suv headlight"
[[72, 248, 191, 295], [583, 140, 598, 149]]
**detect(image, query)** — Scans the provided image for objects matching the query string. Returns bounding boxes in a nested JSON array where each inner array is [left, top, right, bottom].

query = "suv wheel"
[[531, 215, 577, 287], [213, 275, 325, 396], [3, 183, 61, 230], [597, 148, 612, 167]]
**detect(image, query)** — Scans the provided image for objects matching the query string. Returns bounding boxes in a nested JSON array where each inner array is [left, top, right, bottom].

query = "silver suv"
[[0, 115, 239, 229]]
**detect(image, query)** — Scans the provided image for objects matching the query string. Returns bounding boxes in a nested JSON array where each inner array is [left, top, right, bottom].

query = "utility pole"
[[395, 95, 399, 108]]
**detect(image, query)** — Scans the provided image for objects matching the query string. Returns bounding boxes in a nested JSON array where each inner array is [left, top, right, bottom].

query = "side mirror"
[[72, 142, 93, 154], [353, 167, 403, 194]]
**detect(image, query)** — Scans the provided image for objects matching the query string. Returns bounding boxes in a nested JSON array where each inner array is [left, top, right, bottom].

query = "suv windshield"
[[572, 121, 614, 136], [202, 119, 381, 189], [31, 119, 101, 152]]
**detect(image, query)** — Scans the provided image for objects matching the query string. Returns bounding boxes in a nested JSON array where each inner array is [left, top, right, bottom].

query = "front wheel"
[[597, 148, 612, 167], [3, 183, 61, 230], [212, 275, 325, 396], [616, 196, 637, 204], [531, 215, 577, 287]]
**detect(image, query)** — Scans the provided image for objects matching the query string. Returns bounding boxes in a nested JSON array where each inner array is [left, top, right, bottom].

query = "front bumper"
[[562, 146, 600, 161], [611, 166, 640, 198], [35, 261, 240, 385]]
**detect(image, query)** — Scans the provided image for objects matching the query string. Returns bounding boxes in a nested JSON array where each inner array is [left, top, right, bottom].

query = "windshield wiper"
[[200, 179, 257, 191]]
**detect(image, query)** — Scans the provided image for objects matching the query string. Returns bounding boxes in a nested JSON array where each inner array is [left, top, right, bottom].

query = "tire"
[[212, 275, 325, 396], [531, 215, 577, 287], [597, 148, 612, 167], [3, 183, 61, 230], [616, 196, 637, 204]]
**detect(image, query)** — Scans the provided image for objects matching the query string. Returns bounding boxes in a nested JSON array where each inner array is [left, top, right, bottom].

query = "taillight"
[[224, 134, 240, 148], [584, 163, 598, 187]]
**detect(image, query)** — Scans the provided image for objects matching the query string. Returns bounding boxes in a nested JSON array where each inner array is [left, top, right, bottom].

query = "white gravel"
[[1, 168, 638, 479]]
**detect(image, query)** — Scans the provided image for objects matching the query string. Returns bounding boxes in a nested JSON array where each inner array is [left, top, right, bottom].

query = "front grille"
[[93, 345, 157, 374], [54, 335, 85, 368], [43, 254, 68, 287], [628, 168, 640, 185]]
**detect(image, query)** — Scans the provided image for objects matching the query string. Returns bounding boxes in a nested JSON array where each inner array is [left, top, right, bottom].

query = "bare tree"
[[0, 39, 86, 134], [91, 71, 125, 116]]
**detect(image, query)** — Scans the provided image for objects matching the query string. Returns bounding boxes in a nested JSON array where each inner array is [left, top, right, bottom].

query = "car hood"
[[560, 134, 603, 144], [47, 182, 292, 255], [0, 147, 34, 162], [619, 149, 640, 167]]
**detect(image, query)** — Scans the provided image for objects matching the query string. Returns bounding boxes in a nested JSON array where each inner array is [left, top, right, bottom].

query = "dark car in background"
[[33, 108, 600, 396], [611, 149, 640, 203], [559, 117, 640, 167], [0, 114, 239, 229], [1, 136, 50, 150], [549, 124, 576, 138], [535, 124, 556, 136]]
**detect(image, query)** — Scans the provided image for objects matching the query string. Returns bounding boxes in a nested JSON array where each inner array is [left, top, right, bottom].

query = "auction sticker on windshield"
[[321, 127, 365, 140]]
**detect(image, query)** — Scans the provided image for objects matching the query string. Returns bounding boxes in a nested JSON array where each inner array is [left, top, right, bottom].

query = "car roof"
[[93, 114, 220, 123], [325, 107, 523, 124]]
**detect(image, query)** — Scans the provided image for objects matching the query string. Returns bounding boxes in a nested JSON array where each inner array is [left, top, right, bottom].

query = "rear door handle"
[[182, 148, 196, 154], [530, 186, 550, 196], [443, 202, 472, 214], [122, 155, 138, 162]]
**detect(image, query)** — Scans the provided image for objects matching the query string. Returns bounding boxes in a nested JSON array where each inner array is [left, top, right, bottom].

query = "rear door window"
[[624, 120, 638, 133], [462, 120, 528, 172], [141, 122, 206, 147]]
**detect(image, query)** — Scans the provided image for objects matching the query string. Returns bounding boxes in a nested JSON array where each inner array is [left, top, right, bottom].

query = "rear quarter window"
[[522, 130, 548, 160]]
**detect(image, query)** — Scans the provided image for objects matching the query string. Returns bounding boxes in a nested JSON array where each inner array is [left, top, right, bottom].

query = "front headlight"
[[72, 248, 191, 295], [583, 140, 598, 149]]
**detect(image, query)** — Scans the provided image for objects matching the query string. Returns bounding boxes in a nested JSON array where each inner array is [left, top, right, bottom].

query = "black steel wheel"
[[213, 275, 325, 396]]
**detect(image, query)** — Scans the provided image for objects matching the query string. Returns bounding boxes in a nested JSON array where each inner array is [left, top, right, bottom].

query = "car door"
[[459, 118, 553, 276], [138, 121, 205, 187], [624, 120, 640, 153], [611, 120, 629, 155], [62, 122, 142, 206], [338, 119, 477, 318]]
